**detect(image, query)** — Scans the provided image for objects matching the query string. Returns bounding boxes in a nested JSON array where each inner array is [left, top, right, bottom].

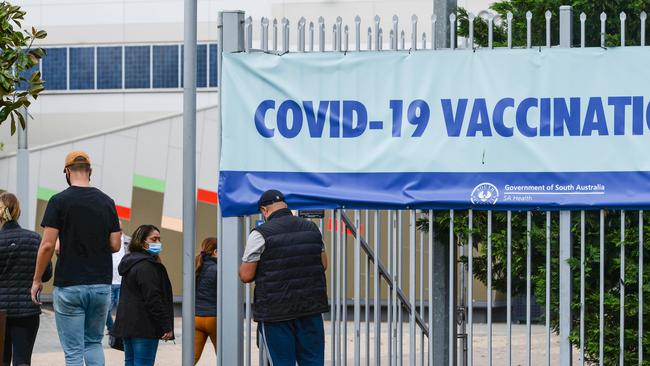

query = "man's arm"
[[239, 262, 258, 283], [109, 231, 121, 253], [32, 227, 59, 304]]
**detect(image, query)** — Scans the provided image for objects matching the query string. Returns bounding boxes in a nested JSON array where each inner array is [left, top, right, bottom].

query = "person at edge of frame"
[[31, 150, 122, 366], [239, 189, 329, 366]]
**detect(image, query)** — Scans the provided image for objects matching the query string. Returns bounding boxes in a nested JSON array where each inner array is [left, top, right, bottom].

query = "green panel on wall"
[[37, 187, 58, 201], [133, 174, 165, 193]]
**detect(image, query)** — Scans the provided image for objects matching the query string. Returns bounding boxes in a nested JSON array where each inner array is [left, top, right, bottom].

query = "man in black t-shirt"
[[32, 151, 121, 366]]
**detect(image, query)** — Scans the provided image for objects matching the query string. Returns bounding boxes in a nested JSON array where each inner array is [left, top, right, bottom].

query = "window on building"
[[42, 48, 67, 90], [153, 45, 179, 88], [180, 44, 207, 88], [69, 47, 95, 89], [209, 44, 218, 87], [97, 46, 122, 89], [125, 45, 151, 89]]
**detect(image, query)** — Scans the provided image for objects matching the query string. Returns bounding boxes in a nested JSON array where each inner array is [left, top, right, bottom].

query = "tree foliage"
[[456, 0, 650, 48], [419, 210, 650, 365], [0, 1, 46, 135]]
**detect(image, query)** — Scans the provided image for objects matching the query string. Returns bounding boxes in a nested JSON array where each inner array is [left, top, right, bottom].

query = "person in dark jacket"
[[193, 237, 217, 364], [111, 224, 174, 366], [239, 190, 329, 366], [0, 192, 52, 366]]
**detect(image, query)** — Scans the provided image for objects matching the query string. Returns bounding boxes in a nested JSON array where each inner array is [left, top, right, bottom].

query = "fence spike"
[[318, 16, 325, 52], [620, 12, 627, 46], [545, 10, 552, 47], [411, 14, 418, 50], [641, 12, 647, 46], [336, 16, 343, 52], [468, 13, 475, 49], [368, 26, 372, 50], [261, 17, 269, 51], [272, 18, 278, 51], [244, 16, 252, 52], [449, 13, 456, 49], [580, 12, 586, 48], [526, 11, 533, 48], [374, 15, 381, 51], [422, 31, 426, 49], [309, 21, 314, 52], [487, 12, 494, 49], [507, 11, 513, 48], [600, 12, 607, 47], [355, 15, 361, 51], [392, 15, 399, 50]]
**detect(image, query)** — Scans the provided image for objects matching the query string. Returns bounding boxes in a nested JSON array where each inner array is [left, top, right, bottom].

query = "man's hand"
[[161, 331, 173, 341], [31, 280, 43, 305]]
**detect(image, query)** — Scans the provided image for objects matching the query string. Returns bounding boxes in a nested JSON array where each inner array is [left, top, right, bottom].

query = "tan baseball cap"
[[63, 150, 91, 172]]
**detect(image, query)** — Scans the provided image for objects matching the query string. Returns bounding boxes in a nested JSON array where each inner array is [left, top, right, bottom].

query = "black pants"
[[2, 315, 39, 366]]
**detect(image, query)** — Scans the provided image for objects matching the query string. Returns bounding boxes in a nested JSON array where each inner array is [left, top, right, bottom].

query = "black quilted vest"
[[253, 208, 329, 322]]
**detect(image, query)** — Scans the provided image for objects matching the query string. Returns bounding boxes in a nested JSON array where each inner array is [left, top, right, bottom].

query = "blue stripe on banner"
[[218, 170, 650, 217]]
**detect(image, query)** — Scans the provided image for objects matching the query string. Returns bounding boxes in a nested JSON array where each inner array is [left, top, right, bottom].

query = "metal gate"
[[215, 6, 649, 366]]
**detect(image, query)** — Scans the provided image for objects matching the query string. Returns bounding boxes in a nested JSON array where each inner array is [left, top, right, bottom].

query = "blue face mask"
[[146, 242, 162, 255]]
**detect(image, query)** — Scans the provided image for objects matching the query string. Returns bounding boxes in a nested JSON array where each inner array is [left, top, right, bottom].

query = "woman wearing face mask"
[[111, 224, 174, 366]]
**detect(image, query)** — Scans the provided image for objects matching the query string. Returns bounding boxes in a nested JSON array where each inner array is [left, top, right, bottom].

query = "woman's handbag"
[[109, 334, 124, 351]]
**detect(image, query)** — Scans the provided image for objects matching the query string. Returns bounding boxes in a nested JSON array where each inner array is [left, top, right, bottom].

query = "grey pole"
[[433, 0, 456, 48], [182, 0, 198, 363], [218, 11, 245, 366], [16, 106, 29, 229], [558, 6, 573, 366]]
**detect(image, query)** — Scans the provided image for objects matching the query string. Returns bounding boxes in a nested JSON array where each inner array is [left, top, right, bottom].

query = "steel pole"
[[182, 0, 198, 364], [16, 106, 29, 229]]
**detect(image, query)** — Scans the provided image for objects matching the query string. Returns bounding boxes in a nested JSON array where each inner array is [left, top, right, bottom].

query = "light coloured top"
[[112, 234, 130, 285]]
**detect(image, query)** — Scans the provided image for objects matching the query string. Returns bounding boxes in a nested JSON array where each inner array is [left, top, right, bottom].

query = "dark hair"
[[129, 224, 160, 253], [195, 237, 217, 275], [0, 192, 20, 222]]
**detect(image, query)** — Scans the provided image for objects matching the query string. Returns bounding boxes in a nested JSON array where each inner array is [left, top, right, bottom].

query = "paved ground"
[[30, 306, 581, 365]]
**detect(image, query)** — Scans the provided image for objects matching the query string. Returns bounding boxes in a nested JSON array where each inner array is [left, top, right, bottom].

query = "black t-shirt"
[[41, 186, 120, 287]]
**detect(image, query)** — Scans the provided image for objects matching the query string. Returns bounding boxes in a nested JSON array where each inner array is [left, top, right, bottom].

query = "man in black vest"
[[240, 189, 329, 366]]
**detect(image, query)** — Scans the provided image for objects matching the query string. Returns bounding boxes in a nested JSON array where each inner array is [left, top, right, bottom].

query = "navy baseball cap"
[[258, 189, 285, 208]]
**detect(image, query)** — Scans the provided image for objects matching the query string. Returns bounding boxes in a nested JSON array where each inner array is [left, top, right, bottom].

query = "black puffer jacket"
[[0, 220, 52, 318], [112, 251, 174, 339], [195, 256, 217, 316]]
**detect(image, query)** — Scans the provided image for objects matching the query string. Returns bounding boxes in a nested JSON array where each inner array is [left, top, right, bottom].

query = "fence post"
[[558, 7, 573, 366], [433, 0, 456, 48], [218, 10, 245, 366]]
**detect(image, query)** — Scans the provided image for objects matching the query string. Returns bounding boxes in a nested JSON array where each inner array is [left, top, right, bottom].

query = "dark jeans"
[[123, 338, 159, 366], [106, 285, 121, 331], [2, 315, 40, 366], [259, 314, 325, 366]]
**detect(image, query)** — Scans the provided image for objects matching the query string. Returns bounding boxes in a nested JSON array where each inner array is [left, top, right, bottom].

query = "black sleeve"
[[40, 196, 61, 229], [107, 199, 120, 233], [135, 264, 173, 333], [41, 261, 53, 282]]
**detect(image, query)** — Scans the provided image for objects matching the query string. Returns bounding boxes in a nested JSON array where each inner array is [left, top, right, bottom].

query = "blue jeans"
[[105, 284, 121, 331], [123, 338, 159, 366], [53, 284, 111, 366], [260, 314, 325, 366]]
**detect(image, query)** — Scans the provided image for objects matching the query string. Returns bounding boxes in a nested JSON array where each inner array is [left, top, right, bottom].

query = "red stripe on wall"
[[116, 205, 131, 220], [197, 189, 218, 205]]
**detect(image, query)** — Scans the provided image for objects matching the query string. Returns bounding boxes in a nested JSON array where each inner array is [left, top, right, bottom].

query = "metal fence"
[[216, 5, 649, 366]]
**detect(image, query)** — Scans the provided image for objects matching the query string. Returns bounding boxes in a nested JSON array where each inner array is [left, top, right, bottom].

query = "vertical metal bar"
[[368, 27, 373, 50], [343, 214, 348, 366], [354, 211, 362, 366], [580, 211, 585, 366], [374, 16, 381, 51], [487, 13, 494, 49], [599, 209, 605, 366], [419, 212, 424, 366], [467, 210, 473, 366], [428, 211, 435, 366], [336, 209, 343, 366], [331, 210, 337, 365], [431, 15, 437, 50], [620, 211, 625, 366], [245, 16, 252, 52], [400, 30, 406, 50], [507, 211, 512, 366], [345, 25, 350, 52], [388, 211, 393, 365], [261, 17, 269, 51], [468, 13, 475, 48], [298, 17, 306, 52], [487, 210, 493, 366], [449, 13, 456, 49], [507, 12, 513, 48], [411, 15, 418, 50], [355, 16, 362, 51], [639, 210, 644, 366], [422, 32, 426, 50], [641, 12, 647, 46], [545, 10, 552, 47], [337, 17, 343, 52], [374, 211, 381, 366], [309, 21, 314, 52], [449, 210, 456, 366], [273, 18, 278, 51], [333, 24, 338, 51], [319, 17, 325, 52], [392, 15, 399, 50], [409, 210, 417, 366], [600, 13, 607, 48], [546, 212, 551, 366], [181, 0, 198, 360], [620, 12, 627, 47], [364, 211, 369, 366], [216, 209, 223, 366], [392, 211, 398, 366], [379, 28, 383, 50], [281, 18, 289, 52], [580, 13, 586, 48], [398, 212, 404, 366], [526, 11, 533, 48], [244, 217, 252, 366], [526, 211, 532, 366], [15, 106, 28, 229]]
